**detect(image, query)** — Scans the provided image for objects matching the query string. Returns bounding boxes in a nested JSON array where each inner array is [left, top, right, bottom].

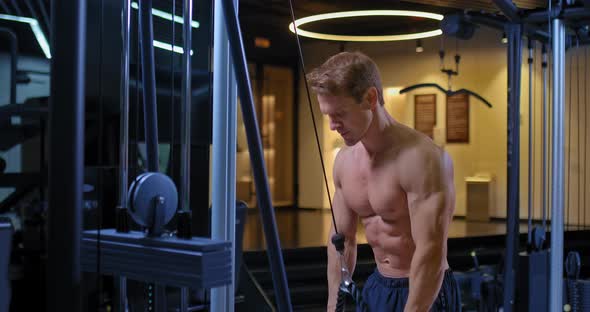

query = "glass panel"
[[263, 65, 294, 206], [237, 64, 295, 208]]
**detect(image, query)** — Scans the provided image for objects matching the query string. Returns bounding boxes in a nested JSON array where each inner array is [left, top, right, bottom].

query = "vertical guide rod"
[[47, 0, 87, 311], [119, 0, 131, 210], [220, 0, 293, 311], [211, 0, 238, 310], [138, 1, 162, 308], [550, 17, 566, 312], [503, 23, 523, 312], [178, 0, 193, 309], [179, 0, 193, 213], [116, 1, 131, 311], [138, 0, 159, 172], [528, 39, 534, 244], [542, 44, 548, 227]]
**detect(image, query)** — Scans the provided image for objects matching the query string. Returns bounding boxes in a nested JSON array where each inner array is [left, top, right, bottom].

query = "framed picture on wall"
[[414, 94, 437, 139], [446, 93, 469, 143]]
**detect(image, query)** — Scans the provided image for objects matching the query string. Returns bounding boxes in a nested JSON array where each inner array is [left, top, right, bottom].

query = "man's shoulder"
[[398, 134, 444, 164], [391, 122, 440, 153], [333, 145, 352, 176], [334, 145, 350, 163], [394, 131, 452, 181]]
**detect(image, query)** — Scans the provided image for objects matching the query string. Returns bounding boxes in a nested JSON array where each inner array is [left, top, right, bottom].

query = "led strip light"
[[0, 13, 51, 59], [131, 2, 199, 29]]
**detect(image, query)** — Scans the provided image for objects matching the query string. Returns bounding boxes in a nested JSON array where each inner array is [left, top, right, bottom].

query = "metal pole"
[[0, 27, 17, 126], [220, 1, 293, 311], [117, 278, 127, 312], [542, 44, 547, 228], [528, 39, 533, 244], [462, 12, 549, 43], [47, 0, 86, 311], [503, 23, 523, 312], [179, 0, 193, 214], [138, 0, 159, 172], [550, 17, 565, 312], [117, 1, 131, 310], [211, 0, 237, 310], [491, 0, 520, 22], [119, 0, 131, 212], [524, 7, 590, 23], [139, 1, 163, 307], [0, 28, 17, 105], [180, 288, 188, 312], [179, 0, 193, 309]]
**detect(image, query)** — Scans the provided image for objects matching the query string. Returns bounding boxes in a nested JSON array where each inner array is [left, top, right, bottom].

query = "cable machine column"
[[47, 0, 87, 311], [550, 16, 566, 312], [115, 0, 132, 310], [211, 0, 238, 310], [503, 23, 523, 312]]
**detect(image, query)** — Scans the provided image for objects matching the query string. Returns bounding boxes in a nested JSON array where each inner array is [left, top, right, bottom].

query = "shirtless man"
[[307, 52, 461, 312]]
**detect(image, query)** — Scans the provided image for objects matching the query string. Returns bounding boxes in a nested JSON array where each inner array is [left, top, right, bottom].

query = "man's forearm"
[[327, 247, 341, 311], [405, 244, 445, 312], [327, 239, 357, 311]]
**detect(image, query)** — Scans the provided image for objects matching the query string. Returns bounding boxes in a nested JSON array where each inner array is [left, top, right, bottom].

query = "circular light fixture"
[[288, 10, 444, 42]]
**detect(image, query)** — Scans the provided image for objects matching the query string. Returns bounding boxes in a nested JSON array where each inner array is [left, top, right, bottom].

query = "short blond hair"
[[307, 51, 384, 106]]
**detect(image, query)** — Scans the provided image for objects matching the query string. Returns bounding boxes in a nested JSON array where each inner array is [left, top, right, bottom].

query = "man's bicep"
[[332, 188, 358, 239], [404, 152, 453, 246], [408, 191, 449, 246], [331, 148, 357, 239]]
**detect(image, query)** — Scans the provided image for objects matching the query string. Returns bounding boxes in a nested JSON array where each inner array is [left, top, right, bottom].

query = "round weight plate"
[[128, 172, 151, 218], [127, 172, 178, 228]]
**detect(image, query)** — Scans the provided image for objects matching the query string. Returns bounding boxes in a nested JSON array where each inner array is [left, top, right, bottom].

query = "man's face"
[[318, 93, 373, 146]]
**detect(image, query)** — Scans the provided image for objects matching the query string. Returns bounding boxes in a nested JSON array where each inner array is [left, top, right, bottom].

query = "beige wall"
[[563, 46, 590, 226], [297, 27, 590, 226]]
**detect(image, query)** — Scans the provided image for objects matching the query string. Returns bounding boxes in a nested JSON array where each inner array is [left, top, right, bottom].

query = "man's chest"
[[339, 163, 407, 219]]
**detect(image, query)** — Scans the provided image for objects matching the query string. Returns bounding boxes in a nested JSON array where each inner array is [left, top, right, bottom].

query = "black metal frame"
[[240, 264, 277, 311], [491, 0, 520, 22], [503, 23, 523, 312], [46, 0, 87, 311], [459, 2, 590, 310], [0, 219, 13, 312], [524, 6, 590, 23], [220, 0, 293, 311]]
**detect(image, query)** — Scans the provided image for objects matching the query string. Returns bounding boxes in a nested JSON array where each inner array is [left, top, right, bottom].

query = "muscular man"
[[307, 52, 461, 312]]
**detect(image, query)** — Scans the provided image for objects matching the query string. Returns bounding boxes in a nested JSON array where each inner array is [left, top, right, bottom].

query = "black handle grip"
[[331, 233, 345, 252]]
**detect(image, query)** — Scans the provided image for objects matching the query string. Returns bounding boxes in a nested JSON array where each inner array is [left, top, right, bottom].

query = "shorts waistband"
[[369, 268, 454, 288]]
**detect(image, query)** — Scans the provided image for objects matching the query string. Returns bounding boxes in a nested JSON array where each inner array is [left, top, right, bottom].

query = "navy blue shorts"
[[357, 268, 461, 312]]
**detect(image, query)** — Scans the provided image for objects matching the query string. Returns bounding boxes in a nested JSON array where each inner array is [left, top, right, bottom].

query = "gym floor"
[[241, 207, 586, 251]]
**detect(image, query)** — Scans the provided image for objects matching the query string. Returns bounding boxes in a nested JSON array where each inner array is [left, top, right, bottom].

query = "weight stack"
[[517, 250, 549, 312]]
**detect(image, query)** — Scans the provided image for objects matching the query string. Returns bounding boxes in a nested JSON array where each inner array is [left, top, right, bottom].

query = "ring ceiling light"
[[288, 10, 444, 42]]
